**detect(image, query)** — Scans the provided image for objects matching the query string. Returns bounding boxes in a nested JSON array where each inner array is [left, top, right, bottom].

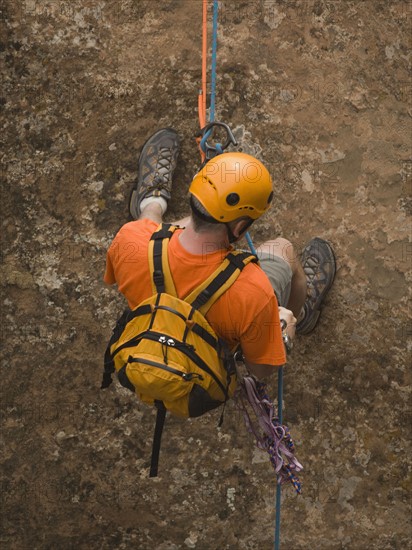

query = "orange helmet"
[[189, 152, 273, 222]]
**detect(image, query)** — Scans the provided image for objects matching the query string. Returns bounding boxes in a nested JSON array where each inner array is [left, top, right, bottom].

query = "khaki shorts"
[[258, 252, 292, 307]]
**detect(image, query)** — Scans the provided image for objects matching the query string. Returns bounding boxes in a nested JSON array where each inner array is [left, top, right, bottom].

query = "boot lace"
[[155, 147, 175, 182]]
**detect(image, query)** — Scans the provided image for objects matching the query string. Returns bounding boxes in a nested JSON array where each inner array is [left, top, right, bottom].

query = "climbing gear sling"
[[235, 375, 303, 493]]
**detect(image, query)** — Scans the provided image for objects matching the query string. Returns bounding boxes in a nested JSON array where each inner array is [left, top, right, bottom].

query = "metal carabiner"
[[281, 319, 293, 354], [196, 121, 238, 160]]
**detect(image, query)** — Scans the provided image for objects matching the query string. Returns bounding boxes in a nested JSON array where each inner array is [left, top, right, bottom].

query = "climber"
[[104, 128, 336, 379]]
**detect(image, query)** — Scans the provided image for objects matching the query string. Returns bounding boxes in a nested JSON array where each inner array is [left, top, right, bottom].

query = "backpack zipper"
[[139, 331, 228, 397], [127, 357, 203, 382]]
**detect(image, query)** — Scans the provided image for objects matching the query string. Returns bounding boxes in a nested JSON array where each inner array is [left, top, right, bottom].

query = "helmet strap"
[[225, 218, 254, 244], [225, 223, 237, 244]]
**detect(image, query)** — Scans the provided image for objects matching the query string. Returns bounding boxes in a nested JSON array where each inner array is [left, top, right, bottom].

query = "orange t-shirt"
[[104, 219, 286, 366]]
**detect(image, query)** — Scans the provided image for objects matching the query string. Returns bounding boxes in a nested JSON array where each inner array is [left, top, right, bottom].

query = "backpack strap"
[[185, 251, 258, 315], [149, 401, 167, 478], [148, 223, 179, 296]]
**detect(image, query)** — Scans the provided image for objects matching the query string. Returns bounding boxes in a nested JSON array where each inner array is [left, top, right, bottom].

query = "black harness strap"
[[191, 252, 258, 310], [151, 223, 175, 240], [151, 224, 176, 294], [150, 401, 167, 478], [227, 251, 258, 269], [152, 238, 166, 293]]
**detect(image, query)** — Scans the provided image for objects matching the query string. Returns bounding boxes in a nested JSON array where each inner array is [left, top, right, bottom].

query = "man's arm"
[[244, 306, 296, 379]]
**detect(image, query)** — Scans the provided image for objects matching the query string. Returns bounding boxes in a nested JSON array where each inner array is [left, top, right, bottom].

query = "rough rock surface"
[[1, 1, 411, 549]]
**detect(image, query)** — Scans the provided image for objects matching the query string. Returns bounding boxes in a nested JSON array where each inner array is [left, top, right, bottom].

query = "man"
[[104, 128, 336, 379]]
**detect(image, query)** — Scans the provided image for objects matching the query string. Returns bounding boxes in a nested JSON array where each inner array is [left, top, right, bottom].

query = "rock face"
[[1, 1, 410, 548]]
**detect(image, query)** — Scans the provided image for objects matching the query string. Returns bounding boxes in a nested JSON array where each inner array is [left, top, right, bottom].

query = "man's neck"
[[179, 219, 229, 255]]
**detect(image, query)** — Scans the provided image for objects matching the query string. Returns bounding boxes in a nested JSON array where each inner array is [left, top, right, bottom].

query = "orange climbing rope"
[[196, 0, 208, 161], [199, 0, 208, 129]]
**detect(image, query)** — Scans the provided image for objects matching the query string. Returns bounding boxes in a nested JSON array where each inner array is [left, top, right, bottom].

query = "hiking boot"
[[296, 237, 336, 334], [129, 128, 181, 219]]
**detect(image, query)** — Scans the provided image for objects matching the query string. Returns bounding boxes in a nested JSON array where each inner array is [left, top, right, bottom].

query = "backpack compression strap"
[[185, 251, 258, 316], [148, 223, 179, 296]]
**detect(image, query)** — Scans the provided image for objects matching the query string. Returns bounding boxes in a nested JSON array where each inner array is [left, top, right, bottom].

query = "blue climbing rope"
[[204, 6, 285, 546], [275, 367, 284, 550], [245, 232, 257, 256], [199, 0, 219, 154]]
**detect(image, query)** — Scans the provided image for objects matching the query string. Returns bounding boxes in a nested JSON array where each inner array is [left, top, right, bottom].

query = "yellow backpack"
[[102, 223, 257, 475]]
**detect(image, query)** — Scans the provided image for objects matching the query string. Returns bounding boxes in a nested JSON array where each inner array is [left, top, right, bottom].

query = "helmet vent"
[[205, 177, 217, 190]]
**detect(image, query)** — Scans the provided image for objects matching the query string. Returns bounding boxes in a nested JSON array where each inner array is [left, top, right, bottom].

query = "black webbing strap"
[[151, 223, 175, 241], [149, 401, 167, 478], [152, 238, 165, 293], [191, 252, 257, 311], [191, 323, 218, 349], [126, 304, 152, 321], [150, 223, 176, 294], [228, 251, 257, 269]]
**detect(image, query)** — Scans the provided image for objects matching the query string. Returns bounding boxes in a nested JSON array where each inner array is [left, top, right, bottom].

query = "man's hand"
[[278, 306, 297, 340]]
